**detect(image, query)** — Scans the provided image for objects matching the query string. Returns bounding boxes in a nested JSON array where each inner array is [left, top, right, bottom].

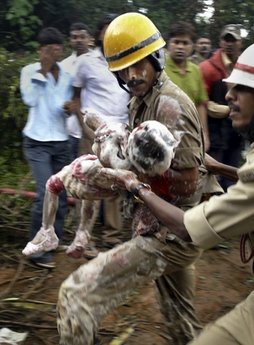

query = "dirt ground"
[[0, 201, 254, 345]]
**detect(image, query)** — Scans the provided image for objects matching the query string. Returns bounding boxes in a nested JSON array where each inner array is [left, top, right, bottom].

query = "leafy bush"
[[0, 48, 36, 184]]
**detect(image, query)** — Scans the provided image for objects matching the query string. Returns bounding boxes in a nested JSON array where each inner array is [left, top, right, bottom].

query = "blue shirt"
[[20, 62, 73, 141]]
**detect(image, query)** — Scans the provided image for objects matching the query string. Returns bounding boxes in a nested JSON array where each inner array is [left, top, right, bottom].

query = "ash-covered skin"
[[22, 117, 183, 258], [92, 122, 131, 170], [128, 120, 181, 176], [22, 121, 136, 258], [157, 94, 182, 128], [132, 203, 160, 236], [83, 110, 104, 132]]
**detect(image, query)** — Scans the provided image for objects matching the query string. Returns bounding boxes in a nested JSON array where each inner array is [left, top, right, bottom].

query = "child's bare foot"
[[66, 230, 90, 259], [22, 227, 59, 256]]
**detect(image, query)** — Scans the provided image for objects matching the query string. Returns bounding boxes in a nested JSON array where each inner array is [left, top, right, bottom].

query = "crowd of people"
[[19, 10, 253, 345]]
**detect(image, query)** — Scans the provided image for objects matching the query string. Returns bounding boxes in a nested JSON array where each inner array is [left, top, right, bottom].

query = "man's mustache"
[[228, 101, 240, 113], [127, 79, 144, 88]]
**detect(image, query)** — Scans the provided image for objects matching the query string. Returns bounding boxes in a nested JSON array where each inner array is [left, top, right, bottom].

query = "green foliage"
[[133, 0, 205, 34], [0, 155, 30, 188], [5, 0, 42, 49], [0, 48, 35, 124], [1, 0, 254, 50], [0, 48, 36, 177], [210, 0, 254, 47]]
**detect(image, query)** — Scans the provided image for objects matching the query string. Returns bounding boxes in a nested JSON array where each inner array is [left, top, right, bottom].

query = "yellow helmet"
[[103, 12, 165, 72]]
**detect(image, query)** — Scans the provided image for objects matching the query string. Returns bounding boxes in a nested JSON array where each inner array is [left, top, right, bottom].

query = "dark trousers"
[[23, 137, 70, 241], [208, 117, 244, 191], [69, 135, 80, 162]]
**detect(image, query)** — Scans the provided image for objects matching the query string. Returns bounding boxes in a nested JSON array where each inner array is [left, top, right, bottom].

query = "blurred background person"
[[61, 22, 91, 161], [200, 24, 244, 190], [165, 21, 210, 151], [190, 34, 212, 64], [20, 27, 73, 268]]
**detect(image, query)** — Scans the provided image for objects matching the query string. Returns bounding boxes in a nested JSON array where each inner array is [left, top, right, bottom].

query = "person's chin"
[[131, 86, 147, 97], [172, 54, 185, 62], [225, 49, 233, 56]]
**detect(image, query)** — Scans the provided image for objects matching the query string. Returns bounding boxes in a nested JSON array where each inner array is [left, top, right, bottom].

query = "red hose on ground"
[[0, 187, 76, 206]]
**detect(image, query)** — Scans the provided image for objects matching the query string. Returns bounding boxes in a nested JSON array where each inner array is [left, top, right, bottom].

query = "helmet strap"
[[114, 73, 131, 93]]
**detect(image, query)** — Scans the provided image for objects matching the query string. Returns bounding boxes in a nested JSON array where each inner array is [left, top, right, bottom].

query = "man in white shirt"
[[61, 23, 91, 160], [72, 14, 130, 231], [73, 15, 129, 125], [21, 27, 73, 268]]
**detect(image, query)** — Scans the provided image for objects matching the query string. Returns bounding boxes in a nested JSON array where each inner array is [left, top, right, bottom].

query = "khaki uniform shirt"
[[185, 145, 254, 249], [129, 71, 222, 209]]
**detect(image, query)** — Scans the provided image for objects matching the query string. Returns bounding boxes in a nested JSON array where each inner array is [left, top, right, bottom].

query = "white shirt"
[[20, 62, 72, 141], [61, 52, 83, 138], [74, 47, 129, 124]]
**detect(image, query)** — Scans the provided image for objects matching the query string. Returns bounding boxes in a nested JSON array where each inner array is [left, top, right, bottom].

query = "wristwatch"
[[130, 183, 151, 200]]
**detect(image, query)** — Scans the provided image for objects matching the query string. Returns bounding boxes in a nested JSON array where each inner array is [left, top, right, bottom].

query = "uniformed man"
[[113, 43, 254, 345], [57, 12, 221, 345]]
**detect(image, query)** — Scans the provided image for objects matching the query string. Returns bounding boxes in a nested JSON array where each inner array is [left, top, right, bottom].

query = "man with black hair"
[[200, 24, 244, 191], [165, 21, 210, 151], [190, 35, 212, 65], [61, 22, 91, 160], [20, 27, 73, 268]]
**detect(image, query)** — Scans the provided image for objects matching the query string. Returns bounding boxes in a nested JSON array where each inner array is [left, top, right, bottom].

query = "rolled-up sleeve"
[[184, 173, 254, 250], [184, 201, 223, 249]]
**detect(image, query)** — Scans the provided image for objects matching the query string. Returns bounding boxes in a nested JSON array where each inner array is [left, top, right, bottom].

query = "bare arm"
[[64, 87, 95, 141], [196, 103, 210, 152], [205, 153, 238, 181], [207, 101, 230, 119], [123, 159, 237, 240]]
